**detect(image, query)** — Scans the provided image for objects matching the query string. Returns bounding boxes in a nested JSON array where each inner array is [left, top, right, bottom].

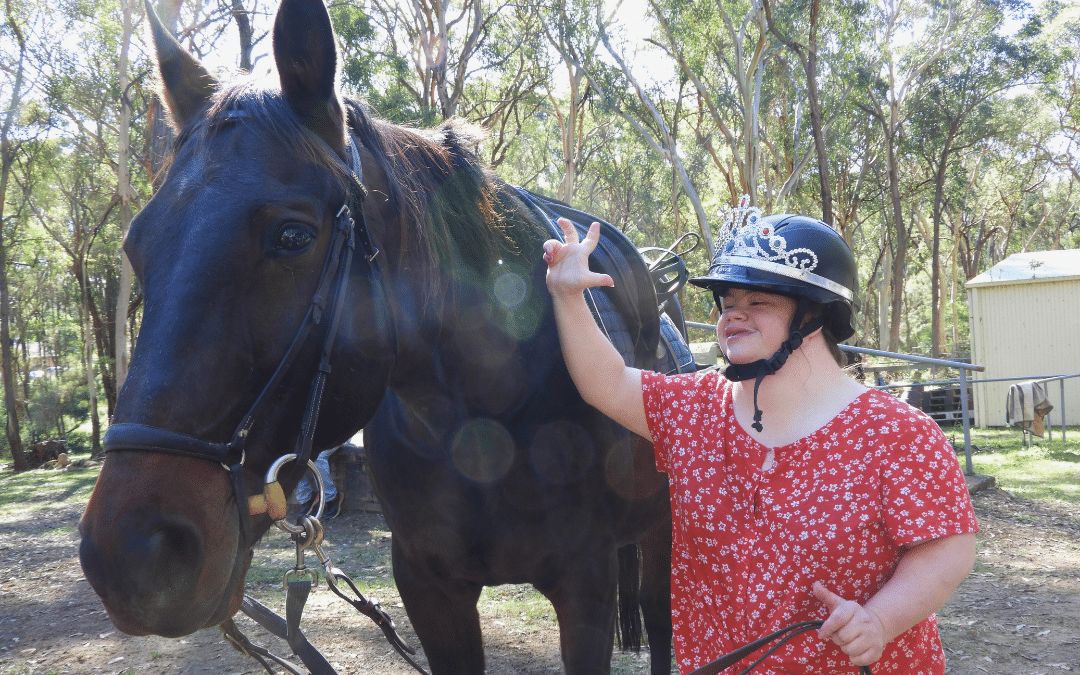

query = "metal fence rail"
[[873, 373, 1079, 446], [684, 322, 991, 474]]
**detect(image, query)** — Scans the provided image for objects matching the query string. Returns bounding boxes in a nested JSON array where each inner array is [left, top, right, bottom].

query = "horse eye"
[[277, 225, 315, 252]]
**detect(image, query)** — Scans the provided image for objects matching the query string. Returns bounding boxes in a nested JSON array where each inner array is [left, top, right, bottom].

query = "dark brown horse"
[[79, 1, 687, 672]]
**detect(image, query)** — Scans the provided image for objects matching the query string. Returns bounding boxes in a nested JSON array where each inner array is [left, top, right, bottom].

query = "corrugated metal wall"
[[967, 278, 1080, 428]]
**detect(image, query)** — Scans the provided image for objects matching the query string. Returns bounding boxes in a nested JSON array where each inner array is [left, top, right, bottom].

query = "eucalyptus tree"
[[364, 0, 501, 120], [116, 0, 136, 391], [458, 2, 550, 174], [328, 2, 421, 121], [856, 0, 985, 352], [1034, 0, 1080, 187], [826, 109, 889, 344], [907, 6, 1052, 356], [595, 0, 867, 242], [28, 0, 157, 421], [549, 1, 712, 246], [1, 0, 50, 469], [759, 0, 873, 225], [575, 110, 694, 242], [531, 0, 623, 203], [641, 0, 771, 214], [9, 197, 85, 445], [1040, 181, 1080, 250], [30, 141, 125, 454]]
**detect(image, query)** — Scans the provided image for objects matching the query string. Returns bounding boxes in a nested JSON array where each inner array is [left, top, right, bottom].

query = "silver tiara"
[[713, 195, 819, 273]]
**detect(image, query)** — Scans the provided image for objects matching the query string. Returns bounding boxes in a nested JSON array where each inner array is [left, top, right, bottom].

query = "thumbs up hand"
[[813, 581, 887, 667]]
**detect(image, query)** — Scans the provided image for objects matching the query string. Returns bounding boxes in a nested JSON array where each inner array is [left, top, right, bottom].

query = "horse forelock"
[[168, 79, 351, 189]]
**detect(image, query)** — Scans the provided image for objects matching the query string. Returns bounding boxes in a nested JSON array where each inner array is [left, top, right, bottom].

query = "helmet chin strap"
[[722, 297, 826, 432]]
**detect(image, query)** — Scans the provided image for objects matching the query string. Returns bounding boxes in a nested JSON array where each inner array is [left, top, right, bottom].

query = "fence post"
[[1061, 378, 1067, 444], [959, 367, 973, 475]]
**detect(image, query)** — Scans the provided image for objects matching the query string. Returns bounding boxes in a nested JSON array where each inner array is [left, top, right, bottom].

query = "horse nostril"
[[127, 518, 205, 603]]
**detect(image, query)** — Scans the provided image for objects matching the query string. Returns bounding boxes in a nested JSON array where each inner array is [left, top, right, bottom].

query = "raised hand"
[[543, 217, 614, 298]]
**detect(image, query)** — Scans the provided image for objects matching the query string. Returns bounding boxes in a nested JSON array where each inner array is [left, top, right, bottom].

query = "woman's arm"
[[544, 218, 650, 440], [814, 531, 977, 666]]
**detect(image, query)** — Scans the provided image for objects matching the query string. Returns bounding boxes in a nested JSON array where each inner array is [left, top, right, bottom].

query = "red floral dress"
[[642, 370, 979, 674]]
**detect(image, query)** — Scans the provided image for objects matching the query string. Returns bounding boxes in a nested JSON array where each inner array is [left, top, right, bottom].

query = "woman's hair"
[[804, 302, 844, 366]]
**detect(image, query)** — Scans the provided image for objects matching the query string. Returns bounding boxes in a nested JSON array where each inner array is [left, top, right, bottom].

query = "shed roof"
[[965, 249, 1080, 288]]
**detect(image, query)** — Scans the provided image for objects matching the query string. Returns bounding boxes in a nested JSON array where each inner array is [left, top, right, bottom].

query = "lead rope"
[[687, 620, 872, 675], [230, 456, 431, 675]]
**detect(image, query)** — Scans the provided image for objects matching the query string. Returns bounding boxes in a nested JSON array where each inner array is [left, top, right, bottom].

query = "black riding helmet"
[[690, 201, 858, 432]]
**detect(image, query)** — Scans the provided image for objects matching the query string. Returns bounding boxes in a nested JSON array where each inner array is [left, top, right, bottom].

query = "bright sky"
[[186, 0, 666, 88]]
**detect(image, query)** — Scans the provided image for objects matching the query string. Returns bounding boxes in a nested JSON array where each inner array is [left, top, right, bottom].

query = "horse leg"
[[538, 548, 620, 675], [639, 519, 673, 675], [390, 539, 485, 675]]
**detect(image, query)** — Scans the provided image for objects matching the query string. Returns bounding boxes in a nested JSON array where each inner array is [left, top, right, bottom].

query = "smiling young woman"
[[543, 199, 978, 675], [717, 289, 798, 365]]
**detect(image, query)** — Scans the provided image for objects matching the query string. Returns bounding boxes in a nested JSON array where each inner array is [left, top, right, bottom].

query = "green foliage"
[[2, 0, 1078, 452], [959, 427, 1080, 503]]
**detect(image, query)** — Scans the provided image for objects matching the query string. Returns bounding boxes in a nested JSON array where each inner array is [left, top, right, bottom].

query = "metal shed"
[[966, 249, 1080, 428]]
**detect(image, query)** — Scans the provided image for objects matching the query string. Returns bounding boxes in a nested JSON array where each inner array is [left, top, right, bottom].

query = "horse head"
[[78, 0, 395, 637]]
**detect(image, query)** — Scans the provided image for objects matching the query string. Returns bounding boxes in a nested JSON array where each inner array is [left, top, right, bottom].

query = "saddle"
[[515, 188, 695, 376]]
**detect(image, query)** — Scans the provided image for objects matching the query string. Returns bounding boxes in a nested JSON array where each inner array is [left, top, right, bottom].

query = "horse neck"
[[381, 253, 554, 410]]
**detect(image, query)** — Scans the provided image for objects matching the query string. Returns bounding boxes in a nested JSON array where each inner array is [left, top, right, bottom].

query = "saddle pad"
[[658, 312, 696, 375]]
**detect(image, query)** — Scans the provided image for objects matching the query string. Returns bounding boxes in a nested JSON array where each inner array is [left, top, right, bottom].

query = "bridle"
[[102, 129, 386, 548]]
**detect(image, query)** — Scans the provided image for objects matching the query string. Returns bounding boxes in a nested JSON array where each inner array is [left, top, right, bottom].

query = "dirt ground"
[[0, 480, 1077, 675]]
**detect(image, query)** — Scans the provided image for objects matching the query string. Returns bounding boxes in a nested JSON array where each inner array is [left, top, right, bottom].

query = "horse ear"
[[273, 0, 347, 153], [145, 0, 218, 129]]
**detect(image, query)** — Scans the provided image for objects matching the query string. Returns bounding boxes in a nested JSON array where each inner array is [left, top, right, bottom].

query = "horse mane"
[[343, 100, 544, 296]]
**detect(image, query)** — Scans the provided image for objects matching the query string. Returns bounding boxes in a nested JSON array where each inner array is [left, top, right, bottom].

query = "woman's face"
[[716, 288, 797, 364]]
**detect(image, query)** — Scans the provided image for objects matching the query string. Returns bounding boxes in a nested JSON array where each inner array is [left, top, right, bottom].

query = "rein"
[[688, 621, 872, 675]]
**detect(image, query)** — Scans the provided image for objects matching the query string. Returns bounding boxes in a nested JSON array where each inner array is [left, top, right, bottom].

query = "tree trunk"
[[1, 0, 28, 470], [231, 0, 254, 72], [804, 49, 833, 224], [115, 0, 135, 396], [930, 142, 948, 358], [877, 245, 891, 352], [82, 262, 102, 457], [555, 69, 585, 203], [886, 129, 905, 353], [0, 239, 26, 470], [762, 0, 833, 223]]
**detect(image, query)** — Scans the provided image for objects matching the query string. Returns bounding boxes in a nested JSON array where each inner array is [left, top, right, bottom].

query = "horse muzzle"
[[78, 452, 249, 637]]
